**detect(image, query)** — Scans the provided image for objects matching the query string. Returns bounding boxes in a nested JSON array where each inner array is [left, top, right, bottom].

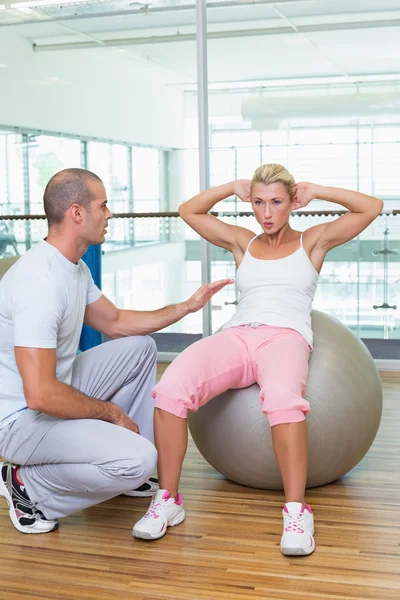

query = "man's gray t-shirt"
[[0, 240, 102, 428]]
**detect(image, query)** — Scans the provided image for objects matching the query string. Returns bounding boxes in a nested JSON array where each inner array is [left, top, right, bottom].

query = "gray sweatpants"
[[0, 336, 158, 520]]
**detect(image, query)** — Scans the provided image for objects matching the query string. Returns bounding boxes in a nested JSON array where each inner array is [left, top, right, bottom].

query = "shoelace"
[[144, 501, 163, 519], [284, 512, 305, 534]]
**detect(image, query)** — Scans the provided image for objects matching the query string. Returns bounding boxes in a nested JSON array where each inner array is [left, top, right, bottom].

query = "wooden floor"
[[1, 371, 399, 600]]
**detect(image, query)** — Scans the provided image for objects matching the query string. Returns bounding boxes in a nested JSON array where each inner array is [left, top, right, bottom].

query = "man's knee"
[[144, 336, 157, 363], [125, 335, 157, 363], [100, 439, 157, 488], [127, 438, 157, 481], [138, 440, 158, 480]]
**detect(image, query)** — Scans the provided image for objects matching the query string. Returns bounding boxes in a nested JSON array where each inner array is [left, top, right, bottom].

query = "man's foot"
[[280, 502, 315, 556], [123, 477, 159, 497], [132, 489, 185, 540], [0, 462, 59, 534]]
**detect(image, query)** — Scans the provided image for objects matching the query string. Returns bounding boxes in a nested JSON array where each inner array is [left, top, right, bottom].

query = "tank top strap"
[[299, 232, 304, 248], [245, 234, 258, 252]]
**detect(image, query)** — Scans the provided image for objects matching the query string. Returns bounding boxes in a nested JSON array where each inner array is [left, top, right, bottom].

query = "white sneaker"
[[132, 489, 185, 540], [0, 462, 59, 534], [280, 502, 315, 556]]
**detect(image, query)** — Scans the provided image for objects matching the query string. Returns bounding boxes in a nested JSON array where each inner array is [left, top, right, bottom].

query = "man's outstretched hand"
[[184, 278, 234, 313]]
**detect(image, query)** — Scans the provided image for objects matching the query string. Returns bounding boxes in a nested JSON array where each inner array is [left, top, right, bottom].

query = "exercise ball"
[[188, 311, 382, 490]]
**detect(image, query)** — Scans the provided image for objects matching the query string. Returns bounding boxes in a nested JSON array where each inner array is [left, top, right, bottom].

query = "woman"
[[133, 163, 382, 555]]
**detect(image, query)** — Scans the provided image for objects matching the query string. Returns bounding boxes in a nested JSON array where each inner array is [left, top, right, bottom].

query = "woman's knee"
[[260, 385, 310, 426], [153, 393, 190, 418], [153, 375, 217, 415], [267, 407, 308, 427], [151, 354, 200, 415]]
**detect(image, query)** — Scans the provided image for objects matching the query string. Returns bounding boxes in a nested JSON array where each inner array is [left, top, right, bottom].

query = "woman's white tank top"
[[222, 234, 319, 347]]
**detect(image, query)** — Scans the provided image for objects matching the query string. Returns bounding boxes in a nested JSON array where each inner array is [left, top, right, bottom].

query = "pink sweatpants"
[[153, 325, 311, 427]]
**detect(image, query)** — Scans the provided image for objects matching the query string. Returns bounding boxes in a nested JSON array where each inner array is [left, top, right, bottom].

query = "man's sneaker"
[[0, 462, 59, 534], [280, 502, 315, 556], [123, 477, 159, 497], [132, 489, 185, 540]]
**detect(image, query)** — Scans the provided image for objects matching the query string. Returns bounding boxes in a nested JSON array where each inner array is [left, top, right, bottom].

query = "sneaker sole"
[[0, 475, 59, 535], [123, 488, 159, 498], [281, 540, 316, 556], [133, 510, 185, 540]]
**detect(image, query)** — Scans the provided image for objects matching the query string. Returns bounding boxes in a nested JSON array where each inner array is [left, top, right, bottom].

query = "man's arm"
[[84, 278, 233, 339], [14, 347, 139, 433]]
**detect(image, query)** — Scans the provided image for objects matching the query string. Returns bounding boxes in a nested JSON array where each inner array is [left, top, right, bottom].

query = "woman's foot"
[[280, 502, 315, 556], [132, 489, 185, 540]]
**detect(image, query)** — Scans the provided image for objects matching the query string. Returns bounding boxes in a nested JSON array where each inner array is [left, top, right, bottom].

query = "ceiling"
[[0, 0, 399, 92], [0, 0, 400, 123]]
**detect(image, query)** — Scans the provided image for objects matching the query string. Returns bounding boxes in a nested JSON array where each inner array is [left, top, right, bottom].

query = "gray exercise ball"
[[188, 310, 383, 490]]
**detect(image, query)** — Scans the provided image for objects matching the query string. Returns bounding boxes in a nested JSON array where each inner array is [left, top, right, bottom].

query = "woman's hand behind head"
[[233, 180, 252, 203], [292, 182, 318, 210]]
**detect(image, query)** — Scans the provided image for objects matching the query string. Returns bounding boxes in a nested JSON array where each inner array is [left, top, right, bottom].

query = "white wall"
[[0, 27, 184, 149]]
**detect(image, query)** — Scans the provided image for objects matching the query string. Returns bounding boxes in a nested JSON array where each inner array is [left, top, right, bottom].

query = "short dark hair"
[[43, 168, 103, 226]]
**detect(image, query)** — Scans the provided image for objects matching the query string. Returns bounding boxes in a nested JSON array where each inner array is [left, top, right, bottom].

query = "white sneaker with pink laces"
[[280, 502, 315, 556], [132, 489, 185, 540]]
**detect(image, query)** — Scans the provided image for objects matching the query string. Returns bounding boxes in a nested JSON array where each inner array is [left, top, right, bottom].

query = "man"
[[0, 168, 232, 534]]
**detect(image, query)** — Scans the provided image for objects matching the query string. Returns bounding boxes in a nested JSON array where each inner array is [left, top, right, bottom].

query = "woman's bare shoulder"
[[233, 226, 257, 252], [301, 225, 324, 250]]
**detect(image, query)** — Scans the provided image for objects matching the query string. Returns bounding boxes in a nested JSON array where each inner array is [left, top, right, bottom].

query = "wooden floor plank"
[[0, 371, 399, 599]]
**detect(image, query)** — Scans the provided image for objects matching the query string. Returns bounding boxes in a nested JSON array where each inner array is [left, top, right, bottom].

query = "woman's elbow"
[[369, 198, 384, 220], [178, 203, 191, 222], [375, 198, 384, 215]]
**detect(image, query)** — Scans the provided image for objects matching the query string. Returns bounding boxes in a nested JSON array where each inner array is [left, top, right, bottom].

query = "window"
[[29, 136, 81, 214], [0, 132, 26, 215], [131, 147, 161, 213]]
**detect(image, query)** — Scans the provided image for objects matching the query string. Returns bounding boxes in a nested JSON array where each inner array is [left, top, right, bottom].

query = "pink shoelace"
[[144, 500, 163, 520], [284, 512, 305, 534]]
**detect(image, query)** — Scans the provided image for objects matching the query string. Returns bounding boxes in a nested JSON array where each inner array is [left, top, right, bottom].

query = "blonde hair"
[[251, 163, 296, 202]]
